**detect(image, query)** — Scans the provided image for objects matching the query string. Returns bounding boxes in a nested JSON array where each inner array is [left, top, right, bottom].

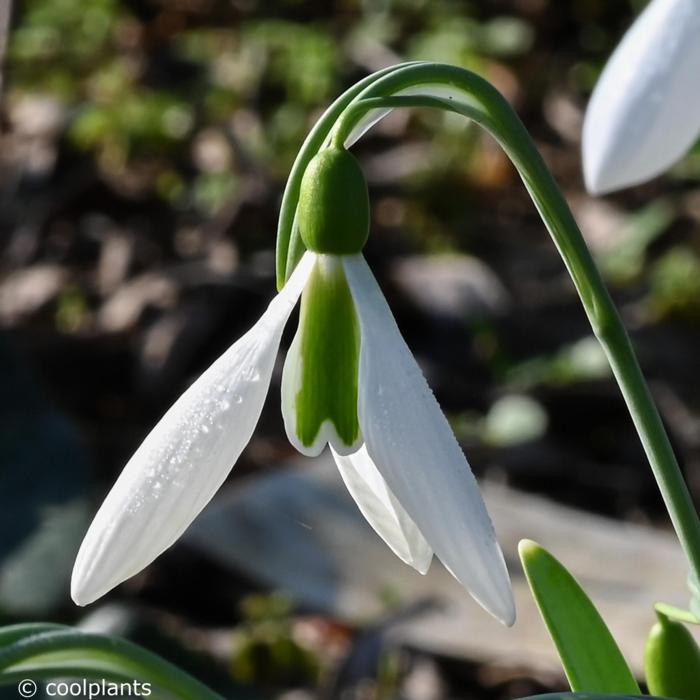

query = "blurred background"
[[2, 0, 700, 697]]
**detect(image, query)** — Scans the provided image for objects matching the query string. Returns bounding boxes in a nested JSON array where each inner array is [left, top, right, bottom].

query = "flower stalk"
[[279, 61, 700, 586]]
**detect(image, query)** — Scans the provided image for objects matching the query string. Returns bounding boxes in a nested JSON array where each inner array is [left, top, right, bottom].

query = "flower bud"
[[298, 147, 369, 255], [645, 614, 700, 699]]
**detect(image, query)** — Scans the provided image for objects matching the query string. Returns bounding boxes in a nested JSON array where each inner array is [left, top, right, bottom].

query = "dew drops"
[[243, 367, 261, 382]]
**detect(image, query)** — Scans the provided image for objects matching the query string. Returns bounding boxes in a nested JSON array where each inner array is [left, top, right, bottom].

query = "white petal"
[[583, 0, 700, 194], [343, 255, 515, 626], [331, 445, 433, 573], [72, 253, 316, 605]]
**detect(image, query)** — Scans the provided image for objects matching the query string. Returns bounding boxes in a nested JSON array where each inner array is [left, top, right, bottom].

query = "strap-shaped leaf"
[[654, 601, 700, 625], [0, 627, 224, 700], [519, 540, 640, 694], [688, 570, 700, 621], [0, 623, 68, 647], [516, 695, 663, 700]]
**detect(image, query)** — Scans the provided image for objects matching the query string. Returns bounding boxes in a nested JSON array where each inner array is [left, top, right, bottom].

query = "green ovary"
[[298, 147, 369, 255], [295, 256, 360, 449]]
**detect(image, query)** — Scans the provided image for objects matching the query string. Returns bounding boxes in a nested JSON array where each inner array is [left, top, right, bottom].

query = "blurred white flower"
[[582, 0, 700, 194]]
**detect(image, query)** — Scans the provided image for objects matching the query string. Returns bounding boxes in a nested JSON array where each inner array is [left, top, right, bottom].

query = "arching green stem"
[[284, 62, 700, 586], [276, 62, 426, 289]]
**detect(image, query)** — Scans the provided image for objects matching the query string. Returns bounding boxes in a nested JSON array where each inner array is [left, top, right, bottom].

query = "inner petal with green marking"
[[281, 254, 362, 456]]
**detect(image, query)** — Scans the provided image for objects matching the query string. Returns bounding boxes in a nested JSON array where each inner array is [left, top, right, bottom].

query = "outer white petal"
[[583, 0, 700, 194], [72, 253, 316, 605], [343, 255, 515, 626], [331, 445, 433, 573]]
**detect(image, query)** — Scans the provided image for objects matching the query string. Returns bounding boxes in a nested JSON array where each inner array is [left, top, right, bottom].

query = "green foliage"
[[507, 336, 610, 390], [648, 246, 700, 320], [408, 14, 533, 65], [193, 172, 238, 216], [10, 0, 123, 94], [481, 394, 548, 447], [9, 0, 554, 228], [0, 624, 224, 699], [231, 594, 320, 688], [243, 22, 339, 105], [71, 92, 193, 152], [519, 540, 640, 694], [689, 571, 700, 622], [516, 695, 658, 700], [644, 613, 700, 700], [8, 1, 343, 212], [654, 601, 700, 626], [598, 200, 675, 284]]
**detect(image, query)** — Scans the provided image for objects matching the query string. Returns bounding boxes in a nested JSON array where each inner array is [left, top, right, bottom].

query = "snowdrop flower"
[[582, 0, 700, 194], [72, 147, 515, 625]]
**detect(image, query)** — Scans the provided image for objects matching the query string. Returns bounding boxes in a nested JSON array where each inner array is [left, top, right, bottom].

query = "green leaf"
[[688, 570, 700, 621], [0, 628, 224, 700], [654, 601, 700, 626], [598, 199, 675, 284], [515, 695, 662, 700], [519, 540, 640, 694], [0, 624, 68, 647], [644, 612, 700, 700]]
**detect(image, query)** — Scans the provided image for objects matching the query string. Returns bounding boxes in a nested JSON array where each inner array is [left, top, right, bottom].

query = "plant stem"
[[275, 62, 425, 289], [323, 63, 700, 583]]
